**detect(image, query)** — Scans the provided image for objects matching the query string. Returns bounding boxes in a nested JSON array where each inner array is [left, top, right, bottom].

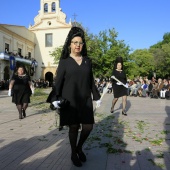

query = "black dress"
[[47, 56, 100, 126], [11, 75, 32, 104], [112, 69, 128, 98]]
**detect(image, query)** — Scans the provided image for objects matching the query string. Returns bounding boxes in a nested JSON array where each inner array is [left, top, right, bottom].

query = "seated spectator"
[[138, 80, 148, 97], [130, 80, 141, 97], [98, 80, 106, 93], [147, 80, 153, 97], [165, 79, 170, 100], [128, 80, 134, 95], [151, 76, 157, 85], [107, 81, 112, 94], [160, 79, 169, 99], [151, 78, 164, 98]]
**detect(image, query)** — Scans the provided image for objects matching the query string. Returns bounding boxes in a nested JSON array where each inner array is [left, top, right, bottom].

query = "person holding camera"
[[47, 26, 101, 167]]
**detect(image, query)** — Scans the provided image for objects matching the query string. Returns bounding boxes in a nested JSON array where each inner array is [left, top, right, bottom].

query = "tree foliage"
[[49, 46, 63, 64], [149, 32, 170, 78], [128, 49, 154, 79], [91, 29, 130, 78]]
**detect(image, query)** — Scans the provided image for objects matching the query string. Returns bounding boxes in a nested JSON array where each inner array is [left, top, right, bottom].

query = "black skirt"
[[112, 84, 128, 98], [12, 91, 31, 104]]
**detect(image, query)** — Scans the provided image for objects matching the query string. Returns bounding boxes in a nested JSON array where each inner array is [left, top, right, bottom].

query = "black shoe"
[[22, 109, 26, 118], [58, 126, 63, 131], [71, 154, 82, 167], [110, 107, 114, 113], [122, 111, 127, 116], [76, 149, 86, 162], [19, 113, 24, 119]]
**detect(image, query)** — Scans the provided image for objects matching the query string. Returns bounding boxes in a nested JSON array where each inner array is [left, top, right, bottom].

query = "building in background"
[[0, 0, 72, 86]]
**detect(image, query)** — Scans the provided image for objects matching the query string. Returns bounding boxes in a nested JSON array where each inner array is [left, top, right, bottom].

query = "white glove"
[[96, 100, 102, 108], [125, 83, 128, 88], [8, 89, 12, 96], [52, 101, 61, 109], [31, 88, 34, 94], [116, 82, 122, 85]]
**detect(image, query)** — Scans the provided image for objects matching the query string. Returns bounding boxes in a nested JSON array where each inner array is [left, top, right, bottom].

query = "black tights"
[[16, 103, 28, 115], [69, 124, 93, 155]]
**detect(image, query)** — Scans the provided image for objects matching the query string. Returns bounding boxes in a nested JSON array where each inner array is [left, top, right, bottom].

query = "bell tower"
[[30, 0, 69, 28], [28, 0, 71, 80], [40, 0, 60, 13]]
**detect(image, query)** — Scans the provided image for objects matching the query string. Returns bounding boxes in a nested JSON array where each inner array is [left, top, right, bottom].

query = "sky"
[[0, 0, 170, 52]]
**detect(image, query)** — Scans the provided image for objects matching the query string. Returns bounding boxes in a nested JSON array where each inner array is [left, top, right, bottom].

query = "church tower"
[[29, 0, 71, 84]]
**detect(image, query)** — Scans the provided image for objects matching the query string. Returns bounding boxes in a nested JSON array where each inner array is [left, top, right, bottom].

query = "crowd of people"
[[32, 79, 50, 88], [95, 76, 170, 100], [128, 76, 170, 99], [0, 78, 50, 90]]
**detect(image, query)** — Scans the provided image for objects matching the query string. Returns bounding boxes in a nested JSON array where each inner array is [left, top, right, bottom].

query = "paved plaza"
[[0, 89, 170, 170]]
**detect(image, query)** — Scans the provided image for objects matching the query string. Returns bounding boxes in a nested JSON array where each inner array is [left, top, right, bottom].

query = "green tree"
[[87, 28, 130, 78], [149, 32, 170, 78], [129, 49, 154, 79], [49, 46, 63, 64], [149, 47, 166, 77], [161, 43, 170, 77]]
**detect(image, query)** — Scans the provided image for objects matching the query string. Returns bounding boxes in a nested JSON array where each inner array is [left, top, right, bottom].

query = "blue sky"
[[1, 0, 170, 52]]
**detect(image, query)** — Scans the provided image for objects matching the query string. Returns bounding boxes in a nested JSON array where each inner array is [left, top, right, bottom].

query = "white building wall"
[[0, 0, 72, 81]]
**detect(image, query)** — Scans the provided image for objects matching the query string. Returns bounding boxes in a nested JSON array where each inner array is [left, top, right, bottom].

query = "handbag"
[[58, 97, 70, 108], [49, 97, 69, 111]]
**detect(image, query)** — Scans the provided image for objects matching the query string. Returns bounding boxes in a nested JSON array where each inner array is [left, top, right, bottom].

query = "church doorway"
[[45, 72, 53, 87]]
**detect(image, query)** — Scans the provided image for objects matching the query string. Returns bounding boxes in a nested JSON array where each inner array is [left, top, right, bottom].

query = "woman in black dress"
[[47, 27, 101, 167], [111, 57, 128, 115], [8, 65, 33, 119]]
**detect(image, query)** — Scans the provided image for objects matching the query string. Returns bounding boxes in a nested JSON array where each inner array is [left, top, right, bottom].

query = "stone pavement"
[[0, 89, 170, 170]]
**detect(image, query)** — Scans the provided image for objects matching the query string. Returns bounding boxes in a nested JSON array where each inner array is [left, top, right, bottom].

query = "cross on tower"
[[72, 13, 77, 22]]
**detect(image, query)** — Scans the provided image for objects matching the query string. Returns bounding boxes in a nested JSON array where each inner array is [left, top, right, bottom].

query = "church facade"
[[0, 0, 72, 85]]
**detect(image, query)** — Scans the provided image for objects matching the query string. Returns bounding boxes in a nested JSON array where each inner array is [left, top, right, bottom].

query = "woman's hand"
[[52, 101, 61, 109], [8, 89, 12, 96], [96, 100, 102, 108], [31, 87, 35, 94], [116, 82, 122, 85]]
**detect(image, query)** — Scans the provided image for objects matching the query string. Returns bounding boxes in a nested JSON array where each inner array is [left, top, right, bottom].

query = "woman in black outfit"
[[111, 57, 128, 115], [8, 65, 33, 119], [47, 26, 101, 167]]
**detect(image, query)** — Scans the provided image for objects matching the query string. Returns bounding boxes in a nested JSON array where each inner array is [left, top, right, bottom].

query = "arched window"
[[51, 2, 56, 12], [44, 3, 48, 13]]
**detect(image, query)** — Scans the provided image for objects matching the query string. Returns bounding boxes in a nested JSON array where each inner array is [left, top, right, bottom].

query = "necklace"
[[75, 57, 82, 61], [71, 55, 82, 61], [116, 69, 122, 73], [18, 74, 26, 79]]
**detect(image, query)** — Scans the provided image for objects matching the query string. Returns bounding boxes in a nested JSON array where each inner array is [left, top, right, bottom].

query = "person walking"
[[47, 26, 101, 167], [8, 65, 34, 119], [111, 57, 128, 115]]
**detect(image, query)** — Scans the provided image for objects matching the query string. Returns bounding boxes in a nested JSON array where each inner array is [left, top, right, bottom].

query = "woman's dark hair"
[[114, 56, 124, 70], [60, 26, 87, 59]]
